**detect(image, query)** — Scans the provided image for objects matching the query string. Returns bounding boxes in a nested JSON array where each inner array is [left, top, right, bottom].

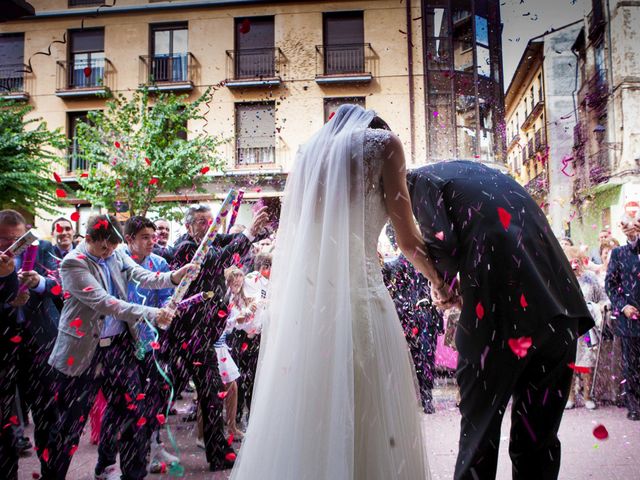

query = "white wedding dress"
[[230, 105, 431, 479]]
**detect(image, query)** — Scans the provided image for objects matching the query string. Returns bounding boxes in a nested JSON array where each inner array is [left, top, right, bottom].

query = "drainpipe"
[[605, 0, 619, 168], [405, 0, 416, 164]]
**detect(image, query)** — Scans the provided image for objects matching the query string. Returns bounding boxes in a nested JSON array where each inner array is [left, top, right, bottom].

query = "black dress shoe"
[[627, 411, 640, 421], [209, 453, 236, 472]]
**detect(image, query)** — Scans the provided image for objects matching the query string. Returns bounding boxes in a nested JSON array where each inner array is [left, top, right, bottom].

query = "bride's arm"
[[380, 134, 454, 305]]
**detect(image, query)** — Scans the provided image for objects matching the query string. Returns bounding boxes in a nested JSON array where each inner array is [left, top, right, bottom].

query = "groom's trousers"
[[454, 318, 578, 480]]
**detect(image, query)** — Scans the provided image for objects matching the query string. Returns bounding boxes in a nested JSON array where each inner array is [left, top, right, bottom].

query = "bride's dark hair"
[[368, 115, 391, 131]]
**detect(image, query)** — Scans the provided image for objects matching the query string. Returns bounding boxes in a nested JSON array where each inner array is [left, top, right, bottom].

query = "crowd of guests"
[[1, 202, 639, 479]]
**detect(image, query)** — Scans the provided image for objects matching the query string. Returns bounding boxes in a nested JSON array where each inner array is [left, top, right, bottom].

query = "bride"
[[230, 105, 452, 479]]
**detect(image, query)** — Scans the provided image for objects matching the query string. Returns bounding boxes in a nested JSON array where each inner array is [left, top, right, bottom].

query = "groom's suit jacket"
[[407, 160, 593, 361]]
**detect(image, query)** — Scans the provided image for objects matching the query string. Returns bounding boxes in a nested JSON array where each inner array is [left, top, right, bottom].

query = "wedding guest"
[[564, 247, 607, 410], [605, 215, 640, 421], [152, 219, 174, 262], [592, 238, 622, 405], [51, 217, 76, 260], [44, 214, 193, 480]]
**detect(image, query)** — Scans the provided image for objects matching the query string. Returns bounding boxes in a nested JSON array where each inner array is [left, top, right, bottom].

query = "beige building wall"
[[2, 0, 430, 233]]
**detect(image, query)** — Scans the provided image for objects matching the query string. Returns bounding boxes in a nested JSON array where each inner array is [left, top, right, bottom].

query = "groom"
[[407, 161, 593, 480]]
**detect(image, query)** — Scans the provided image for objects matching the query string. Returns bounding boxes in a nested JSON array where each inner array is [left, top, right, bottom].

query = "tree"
[[0, 99, 67, 215], [75, 88, 225, 219]]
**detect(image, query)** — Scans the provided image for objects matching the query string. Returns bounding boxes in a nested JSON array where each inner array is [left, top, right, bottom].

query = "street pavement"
[[18, 384, 640, 479]]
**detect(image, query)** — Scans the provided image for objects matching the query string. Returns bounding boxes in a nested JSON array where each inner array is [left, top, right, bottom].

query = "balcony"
[[0, 63, 30, 101], [527, 138, 535, 159], [588, 150, 611, 186], [67, 146, 88, 173], [586, 70, 608, 112], [573, 123, 585, 148], [139, 53, 195, 92], [521, 99, 544, 131], [507, 133, 520, 151], [587, 0, 606, 41], [225, 48, 283, 89], [524, 171, 548, 198], [236, 143, 275, 166], [56, 57, 113, 98], [315, 43, 374, 85]]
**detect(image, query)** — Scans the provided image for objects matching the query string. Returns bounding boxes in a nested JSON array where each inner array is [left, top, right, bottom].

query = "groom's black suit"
[[407, 161, 593, 480]]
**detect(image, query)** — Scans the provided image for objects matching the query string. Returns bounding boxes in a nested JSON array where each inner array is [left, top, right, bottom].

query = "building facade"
[[0, 0, 506, 233], [570, 0, 640, 245], [505, 22, 582, 236]]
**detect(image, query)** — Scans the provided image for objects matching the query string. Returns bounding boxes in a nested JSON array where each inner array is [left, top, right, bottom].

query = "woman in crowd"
[[564, 247, 608, 409]]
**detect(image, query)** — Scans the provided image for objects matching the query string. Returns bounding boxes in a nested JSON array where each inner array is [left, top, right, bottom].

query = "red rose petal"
[[217, 391, 228, 399], [66, 356, 74, 366], [82, 286, 94, 292], [181, 341, 188, 350], [125, 393, 132, 403], [42, 448, 49, 462], [200, 166, 210, 175], [136, 416, 147, 427], [9, 335, 22, 344], [83, 66, 92, 78], [435, 231, 445, 241], [520, 294, 528, 308], [9, 415, 18, 425], [149, 341, 160, 350], [144, 157, 151, 166], [55, 189, 67, 198], [476, 302, 485, 320], [227, 433, 234, 446], [497, 207, 511, 230], [69, 317, 82, 328], [114, 141, 121, 149], [63, 291, 72, 300], [240, 342, 248, 353], [239, 18, 251, 34], [156, 414, 166, 425], [53, 172, 62, 183], [225, 452, 237, 462], [328, 111, 336, 120], [69, 445, 78, 456], [411, 326, 419, 336], [51, 284, 62, 295], [56, 223, 63, 233], [508, 337, 533, 359], [593, 424, 608, 440], [80, 172, 89, 178], [32, 472, 41, 479], [149, 177, 158, 185], [218, 309, 227, 318], [70, 211, 80, 222], [135, 393, 146, 401]]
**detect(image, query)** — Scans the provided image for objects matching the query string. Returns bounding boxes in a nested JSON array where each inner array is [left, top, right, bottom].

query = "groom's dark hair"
[[369, 116, 391, 131]]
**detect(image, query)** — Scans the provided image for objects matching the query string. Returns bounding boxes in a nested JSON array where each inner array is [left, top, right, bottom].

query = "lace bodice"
[[363, 128, 392, 285]]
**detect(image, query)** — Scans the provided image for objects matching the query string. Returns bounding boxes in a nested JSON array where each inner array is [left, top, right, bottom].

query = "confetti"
[[508, 337, 532, 358], [497, 207, 511, 230], [435, 231, 445, 241], [593, 424, 608, 440]]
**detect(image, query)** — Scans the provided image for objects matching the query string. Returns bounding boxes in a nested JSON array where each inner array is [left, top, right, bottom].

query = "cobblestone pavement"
[[18, 384, 640, 479]]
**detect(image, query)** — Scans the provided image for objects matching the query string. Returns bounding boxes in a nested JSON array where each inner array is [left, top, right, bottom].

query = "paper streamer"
[[177, 291, 214, 311], [166, 189, 238, 312], [226, 190, 245, 234]]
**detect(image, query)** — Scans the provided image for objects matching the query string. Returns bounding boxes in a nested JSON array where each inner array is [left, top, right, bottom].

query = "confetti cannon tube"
[[176, 291, 214, 311], [18, 243, 39, 294], [166, 189, 238, 312], [226, 190, 244, 234]]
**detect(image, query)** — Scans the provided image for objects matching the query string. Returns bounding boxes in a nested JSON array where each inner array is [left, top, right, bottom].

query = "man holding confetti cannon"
[[43, 214, 196, 480], [167, 197, 269, 472]]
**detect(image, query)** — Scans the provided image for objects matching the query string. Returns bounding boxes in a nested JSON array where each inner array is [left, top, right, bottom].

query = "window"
[[234, 17, 275, 78], [68, 111, 89, 172], [235, 103, 275, 166], [426, 5, 451, 71], [150, 23, 188, 83], [68, 28, 104, 88], [0, 33, 24, 92], [323, 97, 365, 123], [323, 11, 364, 74], [595, 41, 606, 84]]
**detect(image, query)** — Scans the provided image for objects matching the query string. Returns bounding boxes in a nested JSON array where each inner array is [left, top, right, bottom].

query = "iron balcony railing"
[[315, 43, 373, 77], [139, 53, 195, 86], [67, 145, 88, 173], [69, 0, 104, 6], [236, 142, 275, 166], [225, 47, 283, 81], [524, 171, 548, 197], [56, 57, 113, 92], [588, 150, 611, 185], [0, 63, 28, 94]]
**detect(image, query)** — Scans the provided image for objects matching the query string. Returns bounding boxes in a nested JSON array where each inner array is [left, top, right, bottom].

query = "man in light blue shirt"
[[96, 216, 179, 477]]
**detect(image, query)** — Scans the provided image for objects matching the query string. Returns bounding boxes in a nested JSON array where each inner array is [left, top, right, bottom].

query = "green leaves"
[[75, 88, 224, 219], [0, 99, 67, 214]]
